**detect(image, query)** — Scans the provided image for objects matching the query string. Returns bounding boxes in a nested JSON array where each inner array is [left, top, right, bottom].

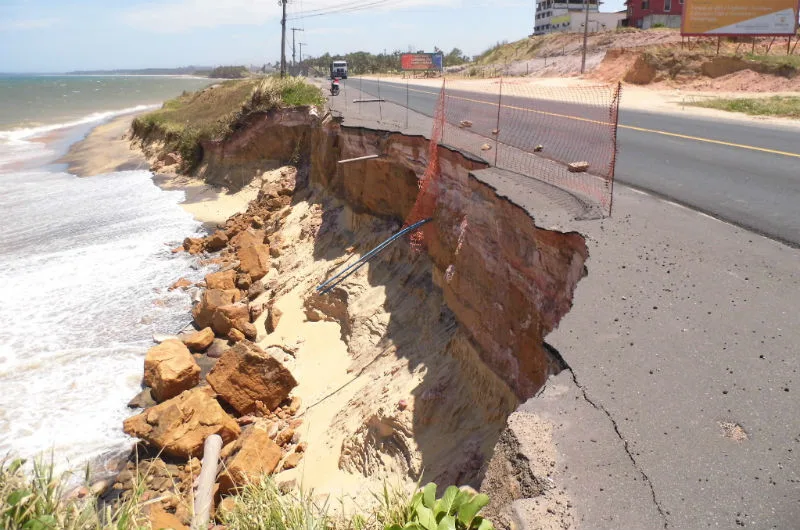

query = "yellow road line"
[[617, 125, 800, 158], [389, 83, 800, 159]]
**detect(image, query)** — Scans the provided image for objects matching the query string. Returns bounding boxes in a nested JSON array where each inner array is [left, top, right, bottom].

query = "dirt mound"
[[675, 69, 800, 92]]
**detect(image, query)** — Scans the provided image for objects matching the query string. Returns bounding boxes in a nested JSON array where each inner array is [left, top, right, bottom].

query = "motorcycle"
[[330, 78, 340, 96]]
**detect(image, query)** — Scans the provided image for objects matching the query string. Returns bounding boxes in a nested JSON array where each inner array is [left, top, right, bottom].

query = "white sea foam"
[[0, 168, 213, 469], [0, 104, 157, 142], [0, 105, 158, 171]]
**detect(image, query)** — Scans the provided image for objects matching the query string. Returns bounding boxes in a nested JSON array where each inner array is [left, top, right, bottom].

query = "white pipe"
[[337, 154, 381, 164], [191, 434, 223, 530]]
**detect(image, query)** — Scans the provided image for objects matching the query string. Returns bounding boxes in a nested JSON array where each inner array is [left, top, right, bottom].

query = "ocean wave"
[[0, 104, 158, 142]]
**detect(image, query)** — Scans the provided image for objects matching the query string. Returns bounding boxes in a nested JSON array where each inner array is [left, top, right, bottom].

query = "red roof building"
[[625, 0, 684, 29]]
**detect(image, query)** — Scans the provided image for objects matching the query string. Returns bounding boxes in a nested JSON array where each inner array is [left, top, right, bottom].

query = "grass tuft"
[[688, 95, 800, 119], [219, 475, 332, 530], [0, 456, 146, 530], [133, 76, 324, 171]]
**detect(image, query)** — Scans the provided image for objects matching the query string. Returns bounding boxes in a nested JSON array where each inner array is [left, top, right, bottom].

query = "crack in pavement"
[[566, 367, 670, 529]]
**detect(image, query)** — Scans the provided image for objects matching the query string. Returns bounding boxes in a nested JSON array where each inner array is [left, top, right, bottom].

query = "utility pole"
[[291, 27, 304, 66], [580, 0, 590, 74], [298, 42, 306, 64], [279, 0, 287, 77]]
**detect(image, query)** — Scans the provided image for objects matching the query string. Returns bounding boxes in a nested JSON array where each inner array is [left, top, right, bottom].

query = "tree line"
[[303, 48, 471, 75]]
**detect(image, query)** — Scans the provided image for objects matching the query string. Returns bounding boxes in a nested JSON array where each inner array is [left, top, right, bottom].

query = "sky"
[[0, 0, 627, 72]]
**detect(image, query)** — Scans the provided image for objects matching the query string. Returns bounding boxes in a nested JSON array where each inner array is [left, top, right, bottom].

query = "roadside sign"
[[682, 0, 800, 36], [400, 53, 444, 71]]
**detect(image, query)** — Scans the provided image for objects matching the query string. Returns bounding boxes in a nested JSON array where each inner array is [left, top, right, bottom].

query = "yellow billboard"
[[682, 0, 799, 35]]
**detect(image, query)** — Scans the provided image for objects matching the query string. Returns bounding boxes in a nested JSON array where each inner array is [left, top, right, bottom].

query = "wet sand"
[[63, 115, 259, 228]]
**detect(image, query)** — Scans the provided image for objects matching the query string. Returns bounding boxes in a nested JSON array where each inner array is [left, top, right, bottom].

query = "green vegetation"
[[2, 455, 496, 530], [132, 77, 324, 170], [304, 47, 467, 75], [386, 483, 493, 530], [0, 457, 145, 530], [220, 479, 495, 530], [743, 54, 800, 70], [688, 96, 800, 119], [209, 65, 251, 79]]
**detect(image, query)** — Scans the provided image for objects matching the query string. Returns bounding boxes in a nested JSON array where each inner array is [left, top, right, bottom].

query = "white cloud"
[[121, 0, 457, 32], [0, 18, 58, 30]]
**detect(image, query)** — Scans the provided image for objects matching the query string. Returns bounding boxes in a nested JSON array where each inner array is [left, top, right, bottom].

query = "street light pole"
[[580, 0, 590, 74], [279, 0, 287, 77], [291, 27, 304, 67]]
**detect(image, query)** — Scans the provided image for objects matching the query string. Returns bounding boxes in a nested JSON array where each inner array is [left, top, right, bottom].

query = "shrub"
[[385, 483, 494, 530]]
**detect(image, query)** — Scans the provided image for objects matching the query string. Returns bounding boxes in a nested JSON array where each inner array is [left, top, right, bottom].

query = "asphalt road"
[[350, 78, 800, 247]]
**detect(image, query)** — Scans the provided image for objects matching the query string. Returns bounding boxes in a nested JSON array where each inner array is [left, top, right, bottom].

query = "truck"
[[330, 60, 348, 79]]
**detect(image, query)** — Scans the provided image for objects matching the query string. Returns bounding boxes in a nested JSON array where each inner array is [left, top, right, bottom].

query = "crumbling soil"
[[120, 108, 591, 527]]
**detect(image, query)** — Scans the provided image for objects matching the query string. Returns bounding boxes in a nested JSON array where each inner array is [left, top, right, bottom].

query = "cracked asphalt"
[[543, 186, 800, 528], [323, 78, 800, 528]]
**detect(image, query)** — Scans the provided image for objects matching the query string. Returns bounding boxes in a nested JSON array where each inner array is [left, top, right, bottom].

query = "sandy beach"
[[63, 114, 259, 227]]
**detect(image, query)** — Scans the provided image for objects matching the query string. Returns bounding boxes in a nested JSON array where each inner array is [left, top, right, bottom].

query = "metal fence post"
[[494, 77, 503, 166], [406, 78, 410, 129], [378, 76, 382, 123]]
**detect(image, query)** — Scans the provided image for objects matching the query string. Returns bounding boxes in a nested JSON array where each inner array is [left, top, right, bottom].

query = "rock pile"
[[119, 167, 308, 527]]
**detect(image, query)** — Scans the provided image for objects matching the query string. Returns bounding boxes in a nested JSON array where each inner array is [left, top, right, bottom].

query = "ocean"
[[0, 75, 216, 472]]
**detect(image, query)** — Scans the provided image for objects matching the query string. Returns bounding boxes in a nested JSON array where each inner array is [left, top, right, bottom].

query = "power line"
[[288, 0, 390, 20]]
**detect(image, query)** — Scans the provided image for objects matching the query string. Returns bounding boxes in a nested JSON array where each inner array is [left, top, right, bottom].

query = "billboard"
[[682, 0, 800, 36], [400, 53, 444, 71]]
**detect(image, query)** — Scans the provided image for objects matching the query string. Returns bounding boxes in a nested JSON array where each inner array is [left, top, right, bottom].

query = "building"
[[533, 1, 625, 35], [625, 0, 684, 29]]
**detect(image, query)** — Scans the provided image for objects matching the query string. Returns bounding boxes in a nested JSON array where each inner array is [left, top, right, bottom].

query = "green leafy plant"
[[385, 483, 494, 530]]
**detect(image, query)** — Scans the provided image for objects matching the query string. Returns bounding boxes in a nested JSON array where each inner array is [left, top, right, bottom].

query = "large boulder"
[[204, 230, 229, 252], [123, 387, 240, 458], [217, 427, 282, 494], [183, 237, 204, 255], [205, 269, 236, 290], [206, 342, 297, 415], [210, 303, 250, 337], [230, 229, 266, 251], [192, 289, 242, 329], [182, 327, 214, 352], [143, 340, 200, 402], [237, 243, 271, 281]]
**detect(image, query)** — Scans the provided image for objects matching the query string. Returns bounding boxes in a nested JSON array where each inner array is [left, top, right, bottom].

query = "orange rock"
[[123, 387, 240, 459], [235, 319, 257, 341], [183, 237, 204, 255], [266, 304, 283, 333], [143, 340, 200, 402], [168, 278, 192, 291], [237, 243, 271, 281], [217, 428, 282, 494], [275, 427, 294, 447], [146, 504, 188, 530], [210, 303, 250, 336], [182, 327, 215, 352], [227, 328, 245, 342], [283, 452, 303, 470], [192, 289, 241, 329], [204, 231, 229, 252], [205, 269, 236, 290], [230, 229, 266, 251], [206, 342, 297, 415]]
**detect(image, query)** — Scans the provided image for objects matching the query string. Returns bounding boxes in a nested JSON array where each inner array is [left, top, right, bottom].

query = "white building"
[[533, 0, 625, 35]]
